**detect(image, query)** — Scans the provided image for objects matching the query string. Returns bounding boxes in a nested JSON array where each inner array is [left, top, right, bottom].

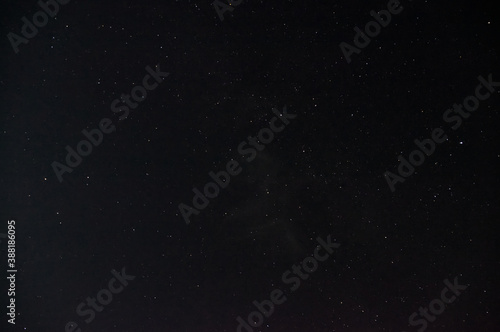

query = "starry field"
[[0, 0, 499, 331]]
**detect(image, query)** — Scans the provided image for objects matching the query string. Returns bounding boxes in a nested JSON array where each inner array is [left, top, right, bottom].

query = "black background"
[[1, 0, 499, 331]]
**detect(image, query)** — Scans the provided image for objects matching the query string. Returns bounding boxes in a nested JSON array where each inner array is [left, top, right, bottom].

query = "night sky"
[[1, 0, 499, 331]]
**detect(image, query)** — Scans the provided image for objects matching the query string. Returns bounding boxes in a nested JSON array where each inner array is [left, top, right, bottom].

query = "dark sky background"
[[1, 0, 499, 331]]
